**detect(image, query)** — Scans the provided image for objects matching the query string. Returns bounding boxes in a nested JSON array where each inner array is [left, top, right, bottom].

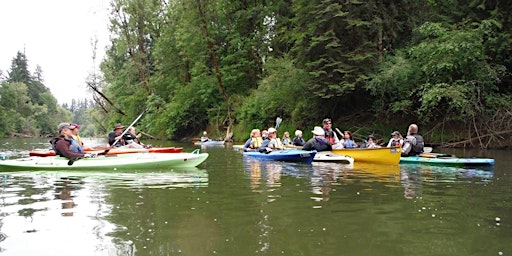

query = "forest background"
[[1, 0, 511, 149]]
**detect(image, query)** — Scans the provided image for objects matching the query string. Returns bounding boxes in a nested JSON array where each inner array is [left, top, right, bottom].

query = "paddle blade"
[[276, 117, 282, 128]]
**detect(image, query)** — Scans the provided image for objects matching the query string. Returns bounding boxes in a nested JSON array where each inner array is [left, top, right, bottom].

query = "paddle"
[[275, 117, 282, 129], [335, 128, 344, 137], [68, 108, 149, 166]]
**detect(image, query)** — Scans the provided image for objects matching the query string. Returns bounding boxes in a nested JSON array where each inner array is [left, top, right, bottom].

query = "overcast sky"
[[0, 0, 110, 105]]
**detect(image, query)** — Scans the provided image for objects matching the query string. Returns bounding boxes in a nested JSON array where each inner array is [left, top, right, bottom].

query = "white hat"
[[312, 126, 325, 136], [295, 130, 302, 136], [267, 127, 277, 133], [203, 131, 207, 135]]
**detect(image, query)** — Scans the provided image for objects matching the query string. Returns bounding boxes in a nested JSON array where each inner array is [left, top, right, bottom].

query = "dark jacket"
[[292, 136, 305, 146], [50, 137, 85, 159], [108, 131, 124, 147], [302, 137, 332, 152]]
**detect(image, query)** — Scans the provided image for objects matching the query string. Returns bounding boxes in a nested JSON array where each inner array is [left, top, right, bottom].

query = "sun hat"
[[57, 123, 73, 132], [268, 127, 277, 133], [312, 126, 325, 136], [114, 123, 125, 130], [391, 131, 400, 136], [295, 130, 302, 136]]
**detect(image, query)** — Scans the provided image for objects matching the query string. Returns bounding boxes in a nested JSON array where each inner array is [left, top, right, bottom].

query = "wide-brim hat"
[[114, 123, 125, 129], [268, 127, 277, 133], [312, 126, 325, 136]]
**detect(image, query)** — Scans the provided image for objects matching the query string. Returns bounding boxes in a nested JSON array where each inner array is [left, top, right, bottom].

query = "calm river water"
[[0, 137, 510, 256]]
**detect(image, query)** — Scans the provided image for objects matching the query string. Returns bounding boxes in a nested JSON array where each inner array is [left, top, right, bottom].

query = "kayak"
[[29, 147, 183, 157], [194, 140, 225, 146], [313, 152, 354, 164], [332, 147, 401, 165], [0, 150, 208, 171], [243, 149, 317, 164], [400, 153, 495, 167]]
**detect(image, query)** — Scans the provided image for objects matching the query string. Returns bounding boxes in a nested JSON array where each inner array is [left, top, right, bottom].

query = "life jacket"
[[390, 139, 402, 147], [268, 138, 283, 149], [410, 134, 424, 154], [250, 137, 263, 148], [324, 129, 336, 145], [69, 138, 84, 153], [402, 134, 424, 156]]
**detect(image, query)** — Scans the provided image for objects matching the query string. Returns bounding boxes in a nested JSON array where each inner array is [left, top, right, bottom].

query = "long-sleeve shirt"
[[54, 137, 85, 159]]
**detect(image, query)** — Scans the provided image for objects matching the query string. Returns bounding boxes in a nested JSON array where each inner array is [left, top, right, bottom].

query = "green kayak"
[[0, 150, 209, 171]]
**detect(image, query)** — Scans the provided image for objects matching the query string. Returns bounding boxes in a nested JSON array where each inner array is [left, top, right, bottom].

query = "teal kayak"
[[243, 149, 317, 163], [400, 153, 495, 167]]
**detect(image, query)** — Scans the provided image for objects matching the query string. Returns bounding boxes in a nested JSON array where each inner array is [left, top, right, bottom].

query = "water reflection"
[[0, 168, 208, 255], [243, 158, 283, 193], [399, 165, 494, 199], [54, 177, 82, 216], [310, 162, 352, 203]]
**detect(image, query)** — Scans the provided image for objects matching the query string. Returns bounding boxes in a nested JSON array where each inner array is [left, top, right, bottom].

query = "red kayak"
[[29, 147, 183, 157]]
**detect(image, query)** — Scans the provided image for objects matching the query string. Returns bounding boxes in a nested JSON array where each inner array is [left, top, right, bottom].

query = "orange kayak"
[[29, 147, 183, 157]]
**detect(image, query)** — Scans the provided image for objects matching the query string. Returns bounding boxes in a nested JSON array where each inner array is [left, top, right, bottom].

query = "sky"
[[0, 0, 110, 105]]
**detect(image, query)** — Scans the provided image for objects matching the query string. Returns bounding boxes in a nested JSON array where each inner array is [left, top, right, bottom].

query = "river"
[[0, 137, 510, 256]]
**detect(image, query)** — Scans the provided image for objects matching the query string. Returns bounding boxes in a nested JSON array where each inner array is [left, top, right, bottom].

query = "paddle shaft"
[[335, 128, 344, 137]]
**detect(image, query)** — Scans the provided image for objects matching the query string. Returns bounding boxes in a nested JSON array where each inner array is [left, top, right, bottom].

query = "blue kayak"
[[400, 153, 495, 167], [243, 149, 317, 164]]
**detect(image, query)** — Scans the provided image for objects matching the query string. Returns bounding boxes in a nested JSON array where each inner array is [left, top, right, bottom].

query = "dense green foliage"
[[92, 0, 511, 147], [3, 1, 511, 148], [0, 52, 72, 137]]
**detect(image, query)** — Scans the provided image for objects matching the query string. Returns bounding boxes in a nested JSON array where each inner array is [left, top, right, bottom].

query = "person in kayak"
[[364, 135, 381, 148], [302, 126, 332, 152], [50, 123, 95, 159], [108, 123, 125, 147], [322, 118, 341, 147], [70, 123, 84, 147], [122, 127, 144, 148], [281, 131, 292, 146], [200, 131, 210, 142], [243, 129, 263, 152], [387, 131, 403, 147], [259, 127, 283, 152], [402, 124, 425, 156], [292, 130, 305, 146], [340, 130, 358, 148]]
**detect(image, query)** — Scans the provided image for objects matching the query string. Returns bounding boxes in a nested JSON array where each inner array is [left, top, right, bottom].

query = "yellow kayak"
[[332, 147, 401, 165]]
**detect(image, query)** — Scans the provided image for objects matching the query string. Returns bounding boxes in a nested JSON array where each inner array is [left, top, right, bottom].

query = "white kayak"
[[0, 150, 209, 171], [314, 152, 354, 164], [194, 140, 225, 146]]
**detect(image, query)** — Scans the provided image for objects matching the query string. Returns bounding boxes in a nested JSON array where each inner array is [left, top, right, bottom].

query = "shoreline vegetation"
[[2, 2, 511, 150]]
